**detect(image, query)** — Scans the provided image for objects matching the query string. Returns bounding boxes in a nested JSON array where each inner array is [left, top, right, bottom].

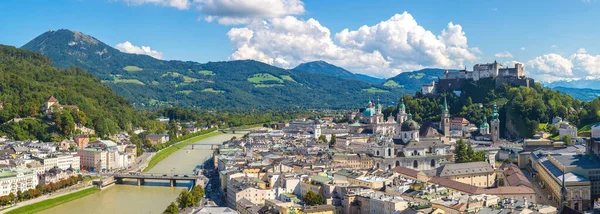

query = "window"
[[413, 160, 418, 168]]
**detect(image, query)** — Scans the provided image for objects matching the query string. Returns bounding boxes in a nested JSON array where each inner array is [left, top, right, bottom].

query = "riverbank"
[[144, 131, 222, 172], [4, 187, 99, 214]]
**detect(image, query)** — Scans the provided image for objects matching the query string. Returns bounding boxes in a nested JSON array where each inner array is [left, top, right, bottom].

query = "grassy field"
[[254, 84, 284, 88], [123, 66, 143, 72], [280, 75, 296, 82], [202, 88, 225, 93], [247, 73, 283, 84], [362, 87, 389, 93], [538, 123, 548, 130], [383, 80, 399, 88], [144, 132, 222, 172], [578, 123, 594, 135], [161, 72, 198, 83], [177, 90, 193, 95], [113, 77, 145, 85], [198, 70, 215, 75], [6, 187, 100, 214]]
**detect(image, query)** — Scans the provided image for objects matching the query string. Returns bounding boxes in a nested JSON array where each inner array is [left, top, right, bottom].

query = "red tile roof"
[[47, 96, 58, 102]]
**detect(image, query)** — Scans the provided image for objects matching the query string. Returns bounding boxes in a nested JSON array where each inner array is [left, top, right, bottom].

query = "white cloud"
[[570, 53, 600, 76], [523, 50, 600, 81], [115, 41, 164, 59], [195, 0, 305, 24], [526, 53, 573, 79], [494, 51, 513, 58], [227, 12, 479, 77], [121, 0, 191, 10], [520, 47, 526, 51], [551, 44, 558, 48]]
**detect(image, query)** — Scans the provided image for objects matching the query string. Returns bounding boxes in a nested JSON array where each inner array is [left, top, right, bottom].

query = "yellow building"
[[435, 162, 495, 187]]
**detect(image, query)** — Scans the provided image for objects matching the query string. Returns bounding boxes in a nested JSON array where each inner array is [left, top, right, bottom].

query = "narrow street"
[[521, 169, 555, 206]]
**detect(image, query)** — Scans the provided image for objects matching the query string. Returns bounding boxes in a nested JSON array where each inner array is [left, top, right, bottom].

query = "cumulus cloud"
[[494, 51, 513, 58], [524, 51, 600, 81], [526, 54, 573, 78], [227, 12, 479, 77], [121, 0, 191, 9], [115, 41, 164, 59], [571, 53, 600, 76], [195, 0, 305, 24]]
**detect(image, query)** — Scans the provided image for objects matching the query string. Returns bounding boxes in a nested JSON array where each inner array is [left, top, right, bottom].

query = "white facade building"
[[34, 154, 80, 173], [0, 168, 39, 197], [592, 122, 600, 139]]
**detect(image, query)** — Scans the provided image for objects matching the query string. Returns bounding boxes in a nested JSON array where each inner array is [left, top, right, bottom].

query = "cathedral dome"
[[362, 108, 375, 117], [401, 119, 420, 131]]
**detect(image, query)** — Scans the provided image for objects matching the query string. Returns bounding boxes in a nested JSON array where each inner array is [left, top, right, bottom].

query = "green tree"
[[143, 120, 166, 134], [454, 139, 468, 163], [563, 134, 573, 146], [329, 134, 336, 147], [303, 190, 325, 206], [168, 120, 179, 139], [176, 190, 195, 208], [472, 150, 487, 162], [466, 143, 475, 162], [164, 202, 179, 214], [318, 135, 328, 143]]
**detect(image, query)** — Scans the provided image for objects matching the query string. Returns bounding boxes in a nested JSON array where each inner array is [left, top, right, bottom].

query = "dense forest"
[[0, 45, 142, 140]]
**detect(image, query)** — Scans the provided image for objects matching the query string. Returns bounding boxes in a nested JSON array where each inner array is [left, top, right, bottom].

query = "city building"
[[0, 168, 38, 196], [146, 134, 170, 145], [33, 154, 80, 172]]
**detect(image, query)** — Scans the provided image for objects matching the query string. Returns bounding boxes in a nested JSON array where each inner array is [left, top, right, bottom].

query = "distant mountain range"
[[22, 30, 427, 109], [550, 86, 600, 101], [293, 61, 386, 84], [545, 79, 600, 90]]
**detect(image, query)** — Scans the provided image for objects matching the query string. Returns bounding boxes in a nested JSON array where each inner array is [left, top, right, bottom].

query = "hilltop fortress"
[[422, 61, 535, 95]]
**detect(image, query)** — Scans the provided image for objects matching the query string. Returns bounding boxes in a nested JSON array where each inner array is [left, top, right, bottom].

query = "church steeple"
[[491, 102, 499, 121], [443, 96, 449, 114]]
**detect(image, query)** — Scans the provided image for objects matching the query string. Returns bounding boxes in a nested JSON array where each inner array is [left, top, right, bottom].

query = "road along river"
[[37, 133, 242, 214]]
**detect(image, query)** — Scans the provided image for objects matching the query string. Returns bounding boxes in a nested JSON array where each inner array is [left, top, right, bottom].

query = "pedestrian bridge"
[[113, 173, 200, 187]]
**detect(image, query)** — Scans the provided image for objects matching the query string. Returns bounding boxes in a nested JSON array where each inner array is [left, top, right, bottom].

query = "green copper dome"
[[362, 108, 375, 117]]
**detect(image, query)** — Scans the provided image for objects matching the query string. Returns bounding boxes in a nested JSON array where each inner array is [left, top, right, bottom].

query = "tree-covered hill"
[[551, 86, 600, 101], [387, 78, 600, 139], [21, 30, 407, 109], [293, 60, 385, 84], [0, 44, 142, 140], [383, 68, 449, 92]]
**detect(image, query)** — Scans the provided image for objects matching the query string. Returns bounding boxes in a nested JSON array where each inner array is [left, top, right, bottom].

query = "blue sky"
[[1, 0, 599, 81]]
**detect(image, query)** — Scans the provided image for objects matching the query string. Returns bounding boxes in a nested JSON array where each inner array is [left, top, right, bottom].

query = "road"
[[521, 169, 555, 206]]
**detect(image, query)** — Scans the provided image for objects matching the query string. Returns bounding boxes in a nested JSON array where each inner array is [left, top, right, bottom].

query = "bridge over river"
[[114, 173, 200, 187]]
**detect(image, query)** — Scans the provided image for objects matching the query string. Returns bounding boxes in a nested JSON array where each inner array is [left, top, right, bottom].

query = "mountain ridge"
[[293, 60, 385, 84], [21, 29, 408, 109]]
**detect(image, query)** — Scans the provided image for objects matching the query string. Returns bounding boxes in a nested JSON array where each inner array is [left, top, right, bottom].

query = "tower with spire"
[[440, 96, 450, 137], [480, 116, 489, 135], [397, 97, 408, 125], [490, 102, 500, 143]]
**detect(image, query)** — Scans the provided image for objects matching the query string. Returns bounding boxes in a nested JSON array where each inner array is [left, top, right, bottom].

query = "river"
[[38, 133, 241, 214]]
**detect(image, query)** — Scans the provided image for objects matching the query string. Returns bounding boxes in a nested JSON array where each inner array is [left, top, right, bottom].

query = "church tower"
[[440, 96, 450, 137], [397, 98, 407, 124], [480, 116, 489, 135], [490, 103, 500, 143]]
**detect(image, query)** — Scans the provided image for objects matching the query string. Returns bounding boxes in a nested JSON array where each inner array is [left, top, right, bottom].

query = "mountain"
[[22, 30, 406, 109], [383, 68, 449, 92], [545, 79, 600, 90], [552, 86, 600, 101], [293, 61, 385, 84], [0, 44, 141, 140]]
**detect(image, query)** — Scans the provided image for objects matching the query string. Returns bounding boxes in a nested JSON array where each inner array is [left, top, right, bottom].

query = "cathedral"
[[359, 97, 453, 171]]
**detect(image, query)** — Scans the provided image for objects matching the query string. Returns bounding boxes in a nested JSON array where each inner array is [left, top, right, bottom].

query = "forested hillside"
[[380, 78, 600, 138], [0, 45, 141, 140], [22, 30, 406, 109]]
